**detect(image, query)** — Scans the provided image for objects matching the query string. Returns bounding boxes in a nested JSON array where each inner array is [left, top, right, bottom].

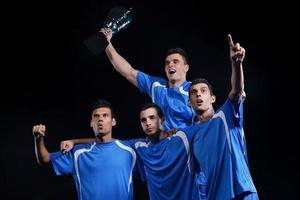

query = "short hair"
[[166, 48, 189, 65], [189, 78, 214, 96], [140, 103, 164, 119], [91, 99, 115, 118]]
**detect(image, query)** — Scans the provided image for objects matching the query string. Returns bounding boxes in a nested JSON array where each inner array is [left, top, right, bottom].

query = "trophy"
[[84, 6, 133, 55]]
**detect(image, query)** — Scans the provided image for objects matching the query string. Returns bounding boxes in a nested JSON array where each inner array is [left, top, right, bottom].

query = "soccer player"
[[128, 103, 200, 199], [33, 99, 136, 200], [179, 34, 258, 199]]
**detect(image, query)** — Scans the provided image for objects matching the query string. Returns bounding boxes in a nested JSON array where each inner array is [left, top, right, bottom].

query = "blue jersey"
[[137, 71, 194, 130], [128, 132, 200, 200], [182, 99, 258, 200], [50, 140, 136, 200]]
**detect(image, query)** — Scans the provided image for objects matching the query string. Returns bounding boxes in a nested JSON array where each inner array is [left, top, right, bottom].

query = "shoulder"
[[137, 71, 167, 84], [215, 98, 233, 114], [72, 142, 95, 153], [180, 124, 201, 133], [183, 81, 192, 89], [114, 139, 137, 152], [215, 98, 243, 118], [128, 138, 149, 149], [116, 139, 134, 147]]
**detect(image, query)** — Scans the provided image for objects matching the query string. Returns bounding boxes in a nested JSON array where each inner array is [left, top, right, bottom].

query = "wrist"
[[34, 134, 44, 140]]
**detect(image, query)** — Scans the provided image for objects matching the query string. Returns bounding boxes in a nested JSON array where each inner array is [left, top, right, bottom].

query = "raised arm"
[[101, 28, 138, 87], [32, 124, 50, 165], [227, 34, 246, 105]]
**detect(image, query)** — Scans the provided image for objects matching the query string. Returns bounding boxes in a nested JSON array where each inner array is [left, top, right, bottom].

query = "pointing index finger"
[[227, 34, 234, 47]]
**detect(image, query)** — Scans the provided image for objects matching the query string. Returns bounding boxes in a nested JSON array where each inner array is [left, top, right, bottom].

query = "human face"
[[140, 107, 163, 136], [189, 83, 216, 113], [90, 107, 116, 137], [165, 53, 189, 86]]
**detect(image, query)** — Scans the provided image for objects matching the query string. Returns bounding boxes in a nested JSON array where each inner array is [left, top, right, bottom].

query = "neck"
[[169, 78, 185, 88], [196, 109, 215, 123], [148, 130, 168, 142], [95, 133, 113, 143]]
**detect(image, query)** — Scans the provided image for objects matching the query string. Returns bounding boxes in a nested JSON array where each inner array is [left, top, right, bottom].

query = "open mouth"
[[196, 99, 203, 105], [168, 68, 176, 74], [98, 125, 103, 129], [146, 128, 153, 133]]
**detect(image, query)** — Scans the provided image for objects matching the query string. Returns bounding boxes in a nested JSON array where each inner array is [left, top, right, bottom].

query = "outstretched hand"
[[228, 34, 246, 63], [60, 140, 74, 153], [100, 28, 113, 43]]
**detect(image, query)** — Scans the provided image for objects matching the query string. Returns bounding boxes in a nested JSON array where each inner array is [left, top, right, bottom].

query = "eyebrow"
[[140, 114, 156, 120], [200, 86, 209, 90], [165, 58, 180, 63], [93, 112, 110, 116]]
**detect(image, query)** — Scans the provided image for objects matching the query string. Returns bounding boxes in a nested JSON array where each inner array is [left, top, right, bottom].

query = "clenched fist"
[[32, 124, 46, 138]]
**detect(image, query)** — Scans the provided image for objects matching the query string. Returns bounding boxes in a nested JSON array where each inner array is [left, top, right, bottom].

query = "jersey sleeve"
[[136, 71, 166, 97], [218, 98, 244, 127], [219, 98, 248, 159], [123, 138, 147, 182], [122, 139, 136, 148], [50, 151, 75, 176]]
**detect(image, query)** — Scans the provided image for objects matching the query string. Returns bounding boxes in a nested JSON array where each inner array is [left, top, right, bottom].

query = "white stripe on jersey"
[[179, 86, 189, 96], [174, 131, 192, 173], [151, 81, 166, 102], [74, 142, 97, 199], [213, 111, 232, 153]]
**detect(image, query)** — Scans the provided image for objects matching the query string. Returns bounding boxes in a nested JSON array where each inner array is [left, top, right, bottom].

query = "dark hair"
[[189, 78, 214, 96], [140, 103, 164, 119], [91, 99, 115, 118], [166, 48, 189, 64]]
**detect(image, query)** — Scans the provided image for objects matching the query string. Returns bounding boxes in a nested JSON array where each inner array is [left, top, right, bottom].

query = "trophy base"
[[83, 32, 109, 55]]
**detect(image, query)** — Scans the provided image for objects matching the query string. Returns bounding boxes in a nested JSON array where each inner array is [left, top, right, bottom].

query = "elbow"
[[229, 89, 246, 103], [37, 158, 50, 166], [237, 89, 246, 100], [37, 159, 45, 166], [231, 87, 244, 97], [235, 83, 244, 94], [37, 155, 50, 166]]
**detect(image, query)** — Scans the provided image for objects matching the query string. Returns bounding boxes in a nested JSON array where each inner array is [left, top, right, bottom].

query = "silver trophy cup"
[[104, 6, 132, 34], [84, 6, 132, 55]]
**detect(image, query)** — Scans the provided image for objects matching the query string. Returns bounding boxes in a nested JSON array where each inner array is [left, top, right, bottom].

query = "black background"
[[1, 0, 298, 199]]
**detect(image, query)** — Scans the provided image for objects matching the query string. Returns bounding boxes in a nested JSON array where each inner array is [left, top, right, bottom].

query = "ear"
[[90, 120, 93, 128], [188, 99, 191, 107], [158, 117, 165, 130], [112, 118, 116, 127], [211, 95, 216, 103], [184, 64, 189, 72]]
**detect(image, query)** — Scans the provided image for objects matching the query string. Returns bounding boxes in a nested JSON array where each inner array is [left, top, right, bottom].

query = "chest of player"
[[76, 145, 132, 172], [137, 136, 191, 171]]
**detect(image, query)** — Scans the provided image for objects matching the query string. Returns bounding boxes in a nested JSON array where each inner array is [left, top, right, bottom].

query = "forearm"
[[34, 137, 50, 165], [105, 43, 138, 86], [229, 62, 244, 103], [72, 138, 95, 144]]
